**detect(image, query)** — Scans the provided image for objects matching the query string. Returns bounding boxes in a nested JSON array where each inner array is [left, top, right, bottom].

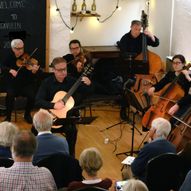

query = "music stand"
[[116, 89, 145, 157]]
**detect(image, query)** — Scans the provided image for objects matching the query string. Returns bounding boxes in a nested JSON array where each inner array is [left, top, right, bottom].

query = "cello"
[[142, 63, 191, 129], [168, 109, 191, 152], [132, 10, 165, 109]]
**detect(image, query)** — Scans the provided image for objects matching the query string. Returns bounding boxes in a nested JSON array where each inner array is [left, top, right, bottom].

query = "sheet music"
[[121, 156, 135, 165]]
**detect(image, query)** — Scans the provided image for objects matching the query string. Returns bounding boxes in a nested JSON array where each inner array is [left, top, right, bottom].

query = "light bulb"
[[117, 6, 122, 11]]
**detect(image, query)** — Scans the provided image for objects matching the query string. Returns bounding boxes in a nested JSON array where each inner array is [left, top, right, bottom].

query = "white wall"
[[70, 0, 146, 46], [69, 0, 172, 61], [49, 0, 172, 63], [171, 0, 191, 61], [49, 0, 70, 63]]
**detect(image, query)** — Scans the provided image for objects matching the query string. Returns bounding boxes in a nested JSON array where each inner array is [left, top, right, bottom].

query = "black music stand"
[[116, 89, 145, 157]]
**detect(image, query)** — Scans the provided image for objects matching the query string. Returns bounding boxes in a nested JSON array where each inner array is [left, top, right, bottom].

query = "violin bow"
[[17, 48, 38, 72], [172, 115, 191, 128]]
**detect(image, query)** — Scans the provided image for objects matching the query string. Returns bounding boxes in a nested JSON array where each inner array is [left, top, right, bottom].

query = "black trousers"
[[5, 83, 36, 118]]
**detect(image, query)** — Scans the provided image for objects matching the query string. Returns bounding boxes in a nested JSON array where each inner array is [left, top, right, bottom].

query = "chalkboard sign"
[[0, 0, 47, 68]]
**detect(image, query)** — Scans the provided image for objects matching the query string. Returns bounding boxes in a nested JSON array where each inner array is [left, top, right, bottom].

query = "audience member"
[[179, 170, 191, 191], [0, 130, 57, 190], [67, 147, 112, 190], [122, 179, 149, 191], [0, 121, 18, 158], [178, 140, 191, 180], [131, 117, 176, 182], [32, 109, 69, 164]]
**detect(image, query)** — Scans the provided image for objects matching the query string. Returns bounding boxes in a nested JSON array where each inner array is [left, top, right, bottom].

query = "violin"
[[71, 53, 88, 73], [16, 48, 39, 70]]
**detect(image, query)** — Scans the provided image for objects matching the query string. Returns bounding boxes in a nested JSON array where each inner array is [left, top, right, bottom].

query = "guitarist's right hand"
[[54, 100, 65, 110]]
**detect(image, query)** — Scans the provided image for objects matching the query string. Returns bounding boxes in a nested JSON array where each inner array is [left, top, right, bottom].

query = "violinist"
[[118, 20, 160, 120], [63, 39, 83, 72], [147, 54, 191, 125], [1, 39, 40, 123], [63, 39, 93, 101]]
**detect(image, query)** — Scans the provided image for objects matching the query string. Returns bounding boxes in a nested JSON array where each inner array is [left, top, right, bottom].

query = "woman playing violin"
[[1, 39, 41, 123], [147, 54, 191, 125]]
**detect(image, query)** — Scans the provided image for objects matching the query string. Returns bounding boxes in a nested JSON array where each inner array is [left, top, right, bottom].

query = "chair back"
[[0, 157, 14, 167], [36, 153, 83, 189], [145, 152, 183, 191]]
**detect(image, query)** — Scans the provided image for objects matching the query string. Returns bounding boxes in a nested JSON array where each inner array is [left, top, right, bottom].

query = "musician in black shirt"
[[1, 39, 40, 123], [118, 20, 159, 120], [35, 57, 92, 156], [147, 54, 191, 125]]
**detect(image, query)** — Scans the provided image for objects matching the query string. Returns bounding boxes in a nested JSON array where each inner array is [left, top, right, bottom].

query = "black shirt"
[[1, 50, 41, 87], [119, 31, 159, 55], [35, 74, 92, 109], [153, 71, 191, 107]]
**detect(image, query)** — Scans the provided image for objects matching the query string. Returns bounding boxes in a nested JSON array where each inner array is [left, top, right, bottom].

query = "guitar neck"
[[62, 76, 82, 103], [61, 63, 93, 104]]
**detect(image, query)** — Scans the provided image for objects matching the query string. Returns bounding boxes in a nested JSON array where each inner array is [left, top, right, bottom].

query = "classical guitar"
[[49, 64, 93, 119]]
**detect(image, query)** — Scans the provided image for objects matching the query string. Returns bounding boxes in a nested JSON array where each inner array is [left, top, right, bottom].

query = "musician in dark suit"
[[131, 117, 176, 182], [118, 20, 159, 120], [35, 57, 92, 156], [1, 39, 40, 123]]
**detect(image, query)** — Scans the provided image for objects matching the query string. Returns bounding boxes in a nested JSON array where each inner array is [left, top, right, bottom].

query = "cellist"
[[147, 54, 191, 126]]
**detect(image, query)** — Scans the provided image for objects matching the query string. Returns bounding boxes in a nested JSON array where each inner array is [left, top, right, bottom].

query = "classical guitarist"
[[35, 57, 93, 156]]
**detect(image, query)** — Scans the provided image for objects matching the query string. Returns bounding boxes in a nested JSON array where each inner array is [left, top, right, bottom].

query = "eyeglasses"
[[54, 68, 67, 72], [14, 47, 24, 50], [70, 46, 80, 50], [172, 61, 182, 65]]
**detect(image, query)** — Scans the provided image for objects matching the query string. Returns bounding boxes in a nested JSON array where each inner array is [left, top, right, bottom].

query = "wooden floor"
[[0, 103, 148, 182]]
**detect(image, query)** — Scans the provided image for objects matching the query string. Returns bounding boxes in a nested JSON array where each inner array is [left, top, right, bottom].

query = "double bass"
[[131, 10, 165, 110]]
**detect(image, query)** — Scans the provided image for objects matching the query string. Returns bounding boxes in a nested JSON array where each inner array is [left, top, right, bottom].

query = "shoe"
[[24, 114, 32, 124], [3, 116, 11, 122], [120, 107, 128, 120]]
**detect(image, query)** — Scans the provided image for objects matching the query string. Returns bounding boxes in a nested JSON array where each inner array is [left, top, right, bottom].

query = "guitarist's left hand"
[[81, 76, 91, 86], [54, 100, 65, 110]]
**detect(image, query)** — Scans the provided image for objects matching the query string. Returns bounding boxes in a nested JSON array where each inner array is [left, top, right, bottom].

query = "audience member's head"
[[11, 130, 37, 160], [0, 121, 18, 147], [79, 147, 103, 177], [33, 109, 53, 132], [149, 117, 171, 141], [122, 179, 149, 191]]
